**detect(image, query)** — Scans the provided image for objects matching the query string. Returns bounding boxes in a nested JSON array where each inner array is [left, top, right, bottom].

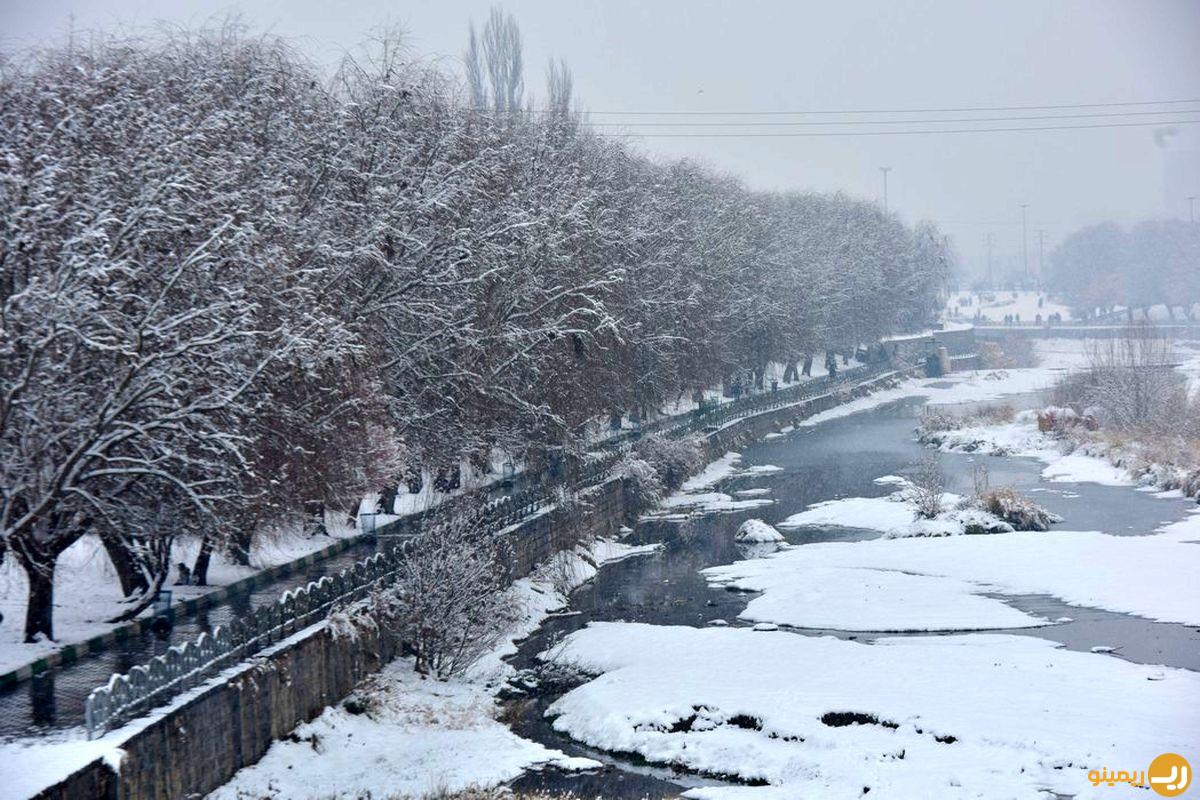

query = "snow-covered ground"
[[777, 475, 1025, 539], [542, 622, 1198, 799], [650, 452, 778, 518], [706, 509, 1200, 632], [920, 407, 1200, 495], [206, 536, 660, 800], [944, 289, 1074, 324], [799, 368, 1060, 429]]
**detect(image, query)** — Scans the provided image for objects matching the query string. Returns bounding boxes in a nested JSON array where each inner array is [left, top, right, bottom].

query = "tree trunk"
[[782, 360, 798, 383], [192, 534, 214, 587], [305, 500, 328, 537], [22, 558, 55, 643], [228, 526, 253, 566], [378, 483, 399, 516], [98, 530, 150, 599], [801, 355, 813, 376]]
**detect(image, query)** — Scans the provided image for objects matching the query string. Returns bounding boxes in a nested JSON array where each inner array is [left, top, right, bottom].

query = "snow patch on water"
[[542, 623, 1199, 799]]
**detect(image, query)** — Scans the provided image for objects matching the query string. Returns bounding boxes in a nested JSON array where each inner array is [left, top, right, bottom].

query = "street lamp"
[[880, 167, 891, 213]]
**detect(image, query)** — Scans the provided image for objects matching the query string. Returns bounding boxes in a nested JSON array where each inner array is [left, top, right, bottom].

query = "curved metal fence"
[[84, 542, 412, 738], [83, 362, 893, 738]]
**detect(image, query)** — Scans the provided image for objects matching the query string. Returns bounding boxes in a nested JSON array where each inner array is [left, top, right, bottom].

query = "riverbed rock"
[[736, 519, 785, 542]]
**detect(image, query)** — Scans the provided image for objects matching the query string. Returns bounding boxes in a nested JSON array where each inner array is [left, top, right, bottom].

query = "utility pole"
[[1189, 196, 1197, 225], [880, 167, 891, 213], [985, 232, 993, 287], [1036, 229, 1045, 284], [1019, 203, 1030, 283]]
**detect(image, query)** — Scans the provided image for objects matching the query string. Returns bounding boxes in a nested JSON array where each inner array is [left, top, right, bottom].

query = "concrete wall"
[[34, 617, 404, 800], [705, 369, 905, 456], [976, 324, 1200, 341], [31, 368, 905, 800], [499, 477, 628, 580], [881, 328, 978, 374]]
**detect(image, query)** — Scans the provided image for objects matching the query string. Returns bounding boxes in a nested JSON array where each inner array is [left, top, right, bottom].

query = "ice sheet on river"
[[543, 622, 1199, 799], [705, 510, 1200, 630]]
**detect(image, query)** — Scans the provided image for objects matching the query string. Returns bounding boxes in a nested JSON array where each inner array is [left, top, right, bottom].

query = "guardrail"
[[82, 362, 890, 739], [84, 540, 415, 738]]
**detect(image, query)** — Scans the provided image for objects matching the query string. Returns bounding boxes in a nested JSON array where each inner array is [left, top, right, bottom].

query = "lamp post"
[[880, 167, 891, 213]]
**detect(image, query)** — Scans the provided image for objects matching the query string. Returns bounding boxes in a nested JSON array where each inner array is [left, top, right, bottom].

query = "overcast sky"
[[5, 0, 1199, 280]]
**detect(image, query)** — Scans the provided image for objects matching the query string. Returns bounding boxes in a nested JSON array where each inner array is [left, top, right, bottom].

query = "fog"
[[5, 0, 1199, 281]]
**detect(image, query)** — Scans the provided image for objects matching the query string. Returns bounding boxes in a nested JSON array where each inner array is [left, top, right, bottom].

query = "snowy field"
[[921, 409, 1137, 487], [943, 289, 1074, 323], [542, 623, 1199, 799], [706, 510, 1200, 631], [800, 367, 1061, 429]]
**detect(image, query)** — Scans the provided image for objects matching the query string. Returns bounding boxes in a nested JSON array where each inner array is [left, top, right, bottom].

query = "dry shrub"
[[634, 433, 704, 490], [1084, 330, 1187, 434], [616, 451, 665, 512], [977, 487, 1060, 531], [374, 519, 518, 678], [978, 403, 1016, 424], [909, 451, 945, 519], [920, 404, 1014, 437], [919, 409, 962, 433]]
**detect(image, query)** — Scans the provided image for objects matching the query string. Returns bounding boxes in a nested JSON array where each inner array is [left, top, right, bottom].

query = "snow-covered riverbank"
[[541, 622, 1199, 799], [207, 537, 659, 799], [526, 360, 1200, 799]]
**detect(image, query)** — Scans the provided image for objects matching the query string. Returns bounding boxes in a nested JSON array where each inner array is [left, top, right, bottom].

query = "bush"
[[977, 487, 1061, 531], [374, 519, 517, 678], [909, 452, 945, 519], [634, 434, 704, 491], [616, 452, 665, 513], [1051, 327, 1189, 436]]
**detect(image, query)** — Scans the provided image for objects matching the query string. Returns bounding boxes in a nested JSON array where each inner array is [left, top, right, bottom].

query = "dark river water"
[[504, 395, 1200, 798]]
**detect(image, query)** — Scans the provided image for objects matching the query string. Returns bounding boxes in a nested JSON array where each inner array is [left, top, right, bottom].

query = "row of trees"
[[0, 17, 949, 641], [1047, 220, 1200, 319]]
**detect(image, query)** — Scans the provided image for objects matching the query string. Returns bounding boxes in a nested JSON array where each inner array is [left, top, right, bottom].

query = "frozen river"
[[503, 394, 1200, 798]]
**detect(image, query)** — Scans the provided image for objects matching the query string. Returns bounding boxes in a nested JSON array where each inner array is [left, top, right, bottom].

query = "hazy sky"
[[5, 0, 1200, 280]]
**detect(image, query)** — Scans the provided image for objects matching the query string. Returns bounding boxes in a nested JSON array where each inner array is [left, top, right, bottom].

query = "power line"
[[615, 118, 1200, 138], [584, 108, 1200, 127], [513, 98, 1200, 117]]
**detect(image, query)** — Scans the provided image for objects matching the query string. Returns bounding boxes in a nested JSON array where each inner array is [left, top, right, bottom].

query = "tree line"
[[1047, 220, 1200, 320], [0, 17, 949, 641]]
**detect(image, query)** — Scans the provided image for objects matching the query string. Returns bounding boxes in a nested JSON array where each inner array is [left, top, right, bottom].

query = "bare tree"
[[374, 519, 517, 678], [464, 6, 524, 113], [1085, 325, 1185, 433], [910, 452, 946, 519]]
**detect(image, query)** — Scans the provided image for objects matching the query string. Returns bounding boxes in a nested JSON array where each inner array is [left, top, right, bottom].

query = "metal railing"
[[84, 541, 413, 738], [82, 362, 893, 738]]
